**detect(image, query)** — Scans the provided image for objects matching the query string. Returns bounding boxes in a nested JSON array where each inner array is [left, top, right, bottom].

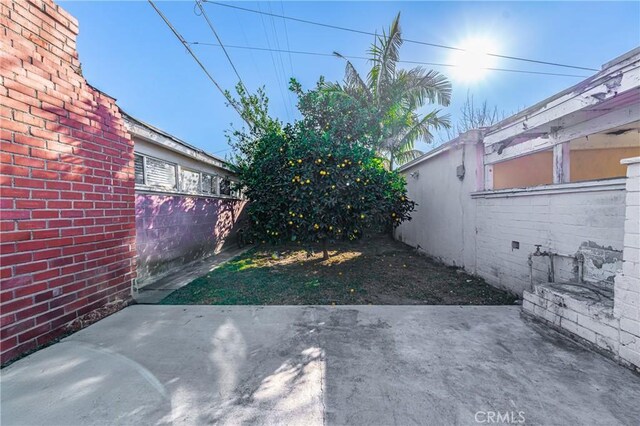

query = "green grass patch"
[[160, 236, 518, 306]]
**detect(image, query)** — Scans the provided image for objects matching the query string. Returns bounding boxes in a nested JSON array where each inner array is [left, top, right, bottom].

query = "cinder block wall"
[[614, 158, 640, 368], [474, 189, 626, 294], [0, 0, 135, 364], [135, 194, 245, 288], [522, 159, 639, 370]]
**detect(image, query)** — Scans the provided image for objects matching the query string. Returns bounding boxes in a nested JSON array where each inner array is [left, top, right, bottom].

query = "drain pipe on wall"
[[575, 252, 585, 284], [527, 253, 534, 290]]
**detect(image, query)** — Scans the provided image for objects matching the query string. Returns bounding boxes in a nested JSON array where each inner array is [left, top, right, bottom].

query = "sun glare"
[[450, 37, 497, 82]]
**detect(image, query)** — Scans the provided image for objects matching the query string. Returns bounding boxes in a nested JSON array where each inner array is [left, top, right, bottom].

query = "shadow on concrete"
[[2, 305, 639, 426]]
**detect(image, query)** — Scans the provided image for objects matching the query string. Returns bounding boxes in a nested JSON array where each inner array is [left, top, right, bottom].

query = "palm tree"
[[329, 13, 452, 169]]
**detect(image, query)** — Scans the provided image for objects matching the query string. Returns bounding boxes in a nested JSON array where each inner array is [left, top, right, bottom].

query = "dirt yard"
[[160, 235, 518, 305]]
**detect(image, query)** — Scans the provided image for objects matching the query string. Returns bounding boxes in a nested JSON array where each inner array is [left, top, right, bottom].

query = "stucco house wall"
[[395, 131, 481, 273]]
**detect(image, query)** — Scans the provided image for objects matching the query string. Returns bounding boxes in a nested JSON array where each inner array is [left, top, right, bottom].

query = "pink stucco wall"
[[135, 194, 246, 286]]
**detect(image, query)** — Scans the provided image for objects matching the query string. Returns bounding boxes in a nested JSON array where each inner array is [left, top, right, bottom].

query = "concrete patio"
[[2, 305, 639, 426]]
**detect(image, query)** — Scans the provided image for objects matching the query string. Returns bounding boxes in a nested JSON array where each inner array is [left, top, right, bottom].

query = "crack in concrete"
[[309, 308, 327, 426]]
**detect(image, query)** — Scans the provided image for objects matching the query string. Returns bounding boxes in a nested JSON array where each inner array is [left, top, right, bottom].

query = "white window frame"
[[133, 153, 240, 199], [201, 172, 220, 196], [134, 153, 146, 185], [179, 166, 202, 195], [142, 154, 178, 191], [219, 177, 232, 196]]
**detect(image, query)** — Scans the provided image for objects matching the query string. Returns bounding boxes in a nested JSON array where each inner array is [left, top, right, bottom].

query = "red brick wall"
[[0, 0, 136, 364]]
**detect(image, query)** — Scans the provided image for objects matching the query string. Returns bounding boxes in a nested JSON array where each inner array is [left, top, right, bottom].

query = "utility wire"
[[279, 1, 297, 116], [194, 0, 247, 91], [280, 1, 296, 79], [189, 42, 590, 78], [204, 1, 599, 72], [266, 1, 296, 117], [148, 0, 250, 125], [211, 147, 232, 154], [257, 1, 292, 121]]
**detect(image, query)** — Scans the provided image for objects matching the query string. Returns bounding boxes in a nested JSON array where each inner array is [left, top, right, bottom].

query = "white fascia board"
[[484, 61, 640, 147], [485, 101, 640, 164], [125, 120, 233, 173], [397, 130, 483, 172], [397, 140, 456, 172]]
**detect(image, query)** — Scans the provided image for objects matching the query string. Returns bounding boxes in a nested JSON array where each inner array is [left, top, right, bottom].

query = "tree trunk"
[[322, 240, 329, 260]]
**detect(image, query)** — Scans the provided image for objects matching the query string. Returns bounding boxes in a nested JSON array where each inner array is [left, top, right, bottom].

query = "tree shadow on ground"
[[160, 234, 518, 306]]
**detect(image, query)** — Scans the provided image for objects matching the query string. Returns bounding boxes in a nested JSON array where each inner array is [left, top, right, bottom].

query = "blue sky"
[[60, 1, 640, 158]]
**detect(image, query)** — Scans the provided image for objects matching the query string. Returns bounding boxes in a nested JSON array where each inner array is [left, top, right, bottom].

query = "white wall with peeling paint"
[[523, 158, 640, 370], [396, 47, 639, 369], [396, 149, 627, 295], [473, 186, 626, 294]]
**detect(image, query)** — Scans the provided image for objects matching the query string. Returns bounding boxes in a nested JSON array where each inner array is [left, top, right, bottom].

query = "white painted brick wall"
[[475, 189, 626, 294], [615, 159, 640, 368], [561, 318, 597, 343], [521, 159, 640, 370]]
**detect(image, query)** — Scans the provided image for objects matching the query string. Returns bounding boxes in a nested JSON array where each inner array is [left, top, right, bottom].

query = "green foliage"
[[225, 85, 282, 171], [228, 80, 415, 252], [225, 12, 446, 252], [330, 13, 452, 169], [291, 78, 383, 151]]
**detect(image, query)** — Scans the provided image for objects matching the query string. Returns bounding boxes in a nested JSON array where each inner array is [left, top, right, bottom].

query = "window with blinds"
[[134, 153, 239, 198], [180, 168, 200, 194], [145, 157, 177, 190], [134, 154, 145, 185]]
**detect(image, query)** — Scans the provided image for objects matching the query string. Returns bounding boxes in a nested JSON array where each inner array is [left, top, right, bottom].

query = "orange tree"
[[228, 80, 415, 259]]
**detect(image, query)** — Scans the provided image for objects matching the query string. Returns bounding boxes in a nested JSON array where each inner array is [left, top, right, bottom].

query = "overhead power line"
[[194, 0, 247, 91], [258, 1, 293, 120], [189, 42, 590, 78], [204, 1, 599, 73], [280, 1, 296, 79], [147, 0, 249, 125]]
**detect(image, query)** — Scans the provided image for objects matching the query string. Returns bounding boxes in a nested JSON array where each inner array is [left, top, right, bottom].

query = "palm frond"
[[321, 81, 344, 92], [413, 111, 450, 142], [395, 68, 452, 108], [369, 12, 402, 101], [333, 52, 371, 101], [389, 110, 451, 154], [394, 149, 424, 167]]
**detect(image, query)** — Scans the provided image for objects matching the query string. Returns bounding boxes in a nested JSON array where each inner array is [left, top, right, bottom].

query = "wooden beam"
[[553, 142, 570, 184], [484, 165, 494, 191], [483, 65, 640, 146], [485, 101, 640, 164], [475, 142, 485, 192]]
